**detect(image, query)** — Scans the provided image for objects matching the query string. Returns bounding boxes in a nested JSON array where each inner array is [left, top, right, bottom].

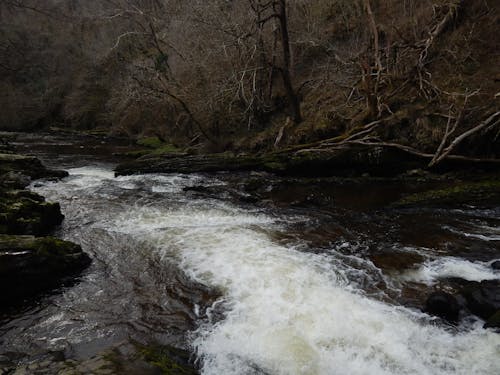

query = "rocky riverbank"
[[0, 341, 198, 375], [0, 136, 90, 308], [115, 139, 500, 178], [114, 144, 427, 177]]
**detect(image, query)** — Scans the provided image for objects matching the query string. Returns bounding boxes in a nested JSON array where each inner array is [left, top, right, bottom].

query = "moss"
[[263, 162, 287, 172], [0, 234, 90, 304], [151, 144, 182, 155], [0, 234, 80, 258], [34, 236, 81, 258], [394, 180, 500, 207], [132, 137, 182, 158], [121, 149, 152, 158], [137, 136, 166, 149], [139, 345, 198, 375], [0, 190, 64, 235]]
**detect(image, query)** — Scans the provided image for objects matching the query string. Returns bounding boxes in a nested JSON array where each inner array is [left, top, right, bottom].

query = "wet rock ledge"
[[0, 142, 90, 306], [114, 144, 426, 177], [0, 341, 199, 375], [0, 235, 90, 303]]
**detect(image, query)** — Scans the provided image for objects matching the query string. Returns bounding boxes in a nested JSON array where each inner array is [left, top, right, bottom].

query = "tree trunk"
[[276, 0, 302, 123]]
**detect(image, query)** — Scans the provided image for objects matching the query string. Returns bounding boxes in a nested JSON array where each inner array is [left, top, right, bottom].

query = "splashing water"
[[24, 166, 500, 374]]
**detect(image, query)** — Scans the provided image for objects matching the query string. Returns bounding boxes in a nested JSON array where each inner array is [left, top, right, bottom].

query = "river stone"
[[491, 260, 500, 270], [0, 235, 91, 304], [424, 291, 460, 322], [460, 280, 500, 321], [0, 189, 64, 236], [370, 251, 424, 271], [0, 153, 68, 182], [0, 171, 31, 189], [484, 310, 500, 330]]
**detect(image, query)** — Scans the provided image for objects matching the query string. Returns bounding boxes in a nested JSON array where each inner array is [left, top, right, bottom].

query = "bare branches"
[[418, 1, 463, 69], [110, 31, 146, 50], [416, 1, 463, 96], [429, 89, 479, 167], [429, 110, 500, 167]]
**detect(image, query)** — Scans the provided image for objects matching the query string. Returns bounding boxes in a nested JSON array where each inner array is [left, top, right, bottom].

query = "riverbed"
[[1, 134, 499, 374]]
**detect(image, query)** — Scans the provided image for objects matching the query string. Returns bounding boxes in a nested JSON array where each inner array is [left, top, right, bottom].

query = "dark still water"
[[1, 134, 499, 374]]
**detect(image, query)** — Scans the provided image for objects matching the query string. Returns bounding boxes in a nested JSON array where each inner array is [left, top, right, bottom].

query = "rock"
[[460, 280, 500, 321], [0, 189, 64, 236], [0, 151, 68, 236], [491, 260, 500, 270], [0, 235, 91, 304], [0, 153, 67, 184], [0, 355, 15, 375], [115, 152, 263, 176], [393, 180, 500, 208], [424, 291, 460, 322], [4, 341, 199, 375], [139, 344, 199, 374], [484, 310, 500, 330], [0, 171, 31, 189], [182, 185, 213, 194], [371, 251, 424, 271], [115, 144, 426, 177]]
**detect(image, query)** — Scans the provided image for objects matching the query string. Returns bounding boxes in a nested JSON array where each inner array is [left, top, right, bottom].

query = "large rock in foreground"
[[0, 235, 91, 304]]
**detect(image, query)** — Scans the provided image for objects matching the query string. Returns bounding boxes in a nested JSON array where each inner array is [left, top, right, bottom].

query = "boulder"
[[0, 234, 91, 304], [424, 291, 460, 322], [0, 171, 31, 189], [0, 153, 67, 185], [491, 260, 500, 270], [484, 310, 500, 330], [0, 189, 64, 236], [460, 280, 500, 321]]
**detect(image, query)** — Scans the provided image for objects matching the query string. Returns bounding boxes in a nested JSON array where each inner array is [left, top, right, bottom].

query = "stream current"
[[1, 135, 499, 374]]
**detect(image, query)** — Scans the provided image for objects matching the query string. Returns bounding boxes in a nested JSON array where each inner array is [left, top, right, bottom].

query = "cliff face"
[[1, 1, 498, 159]]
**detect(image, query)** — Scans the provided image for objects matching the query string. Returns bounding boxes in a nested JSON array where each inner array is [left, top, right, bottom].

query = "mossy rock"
[[137, 136, 166, 149], [0, 153, 68, 184], [115, 144, 426, 177], [124, 137, 184, 159], [9, 341, 199, 375], [0, 189, 64, 235], [393, 180, 500, 207], [0, 234, 91, 304], [139, 344, 198, 375]]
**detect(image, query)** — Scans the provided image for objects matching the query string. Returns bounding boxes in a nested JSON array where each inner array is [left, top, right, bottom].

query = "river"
[[1, 134, 499, 374]]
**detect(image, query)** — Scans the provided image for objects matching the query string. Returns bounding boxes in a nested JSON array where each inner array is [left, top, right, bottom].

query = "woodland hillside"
[[1, 0, 499, 161]]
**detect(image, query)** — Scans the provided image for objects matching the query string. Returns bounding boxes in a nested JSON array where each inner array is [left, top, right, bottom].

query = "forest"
[[1, 0, 499, 163]]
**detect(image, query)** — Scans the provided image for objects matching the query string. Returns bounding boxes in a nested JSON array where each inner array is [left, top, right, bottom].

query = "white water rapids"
[[32, 166, 500, 375]]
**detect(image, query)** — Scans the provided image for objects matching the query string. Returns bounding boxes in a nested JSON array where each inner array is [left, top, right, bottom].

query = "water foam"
[[110, 205, 500, 375], [33, 168, 500, 374], [402, 257, 500, 284]]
